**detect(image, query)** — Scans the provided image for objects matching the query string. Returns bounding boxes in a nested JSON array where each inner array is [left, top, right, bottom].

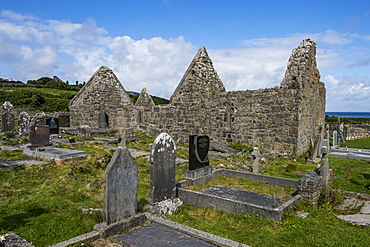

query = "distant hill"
[[0, 82, 169, 112]]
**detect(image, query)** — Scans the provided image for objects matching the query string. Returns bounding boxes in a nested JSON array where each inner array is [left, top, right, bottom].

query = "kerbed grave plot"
[[177, 169, 302, 222]]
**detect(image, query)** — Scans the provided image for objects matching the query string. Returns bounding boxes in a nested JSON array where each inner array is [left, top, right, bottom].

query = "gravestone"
[[31, 112, 46, 125], [310, 135, 321, 160], [29, 125, 50, 147], [251, 147, 261, 173], [332, 130, 337, 148], [46, 117, 59, 134], [150, 133, 176, 203], [77, 125, 91, 139], [1, 112, 15, 132], [104, 147, 138, 225], [321, 139, 330, 194], [18, 112, 31, 135], [187, 135, 211, 179], [58, 112, 70, 127], [189, 135, 210, 169], [1, 101, 14, 132]]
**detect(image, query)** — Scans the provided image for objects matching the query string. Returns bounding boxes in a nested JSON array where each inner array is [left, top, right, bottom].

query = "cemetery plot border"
[[177, 169, 302, 222]]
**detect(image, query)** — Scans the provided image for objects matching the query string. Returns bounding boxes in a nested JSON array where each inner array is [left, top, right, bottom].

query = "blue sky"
[[0, 0, 370, 112]]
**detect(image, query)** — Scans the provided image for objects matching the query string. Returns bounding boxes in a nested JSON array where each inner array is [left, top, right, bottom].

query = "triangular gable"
[[170, 46, 225, 104], [135, 87, 155, 108], [70, 66, 133, 107]]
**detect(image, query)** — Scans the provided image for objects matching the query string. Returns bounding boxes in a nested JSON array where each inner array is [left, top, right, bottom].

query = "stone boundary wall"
[[328, 124, 370, 141]]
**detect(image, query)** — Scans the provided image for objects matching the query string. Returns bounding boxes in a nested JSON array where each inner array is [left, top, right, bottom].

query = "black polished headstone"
[[114, 223, 214, 247], [200, 185, 281, 207], [189, 135, 209, 170], [46, 117, 59, 134], [29, 125, 50, 146], [150, 133, 176, 203], [1, 112, 15, 132]]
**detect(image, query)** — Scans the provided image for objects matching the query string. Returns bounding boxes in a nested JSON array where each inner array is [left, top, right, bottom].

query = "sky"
[[0, 0, 369, 112]]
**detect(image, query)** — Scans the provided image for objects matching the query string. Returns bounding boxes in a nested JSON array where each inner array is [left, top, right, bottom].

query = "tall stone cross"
[[150, 133, 176, 203]]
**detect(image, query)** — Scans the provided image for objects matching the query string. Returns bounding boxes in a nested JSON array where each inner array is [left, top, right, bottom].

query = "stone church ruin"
[[69, 39, 326, 157]]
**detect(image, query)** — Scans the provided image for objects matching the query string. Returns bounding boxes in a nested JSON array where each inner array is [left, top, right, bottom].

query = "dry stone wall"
[[70, 39, 326, 157]]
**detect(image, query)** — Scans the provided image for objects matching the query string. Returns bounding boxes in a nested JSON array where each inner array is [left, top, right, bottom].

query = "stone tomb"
[[104, 147, 138, 225], [150, 133, 176, 203], [200, 185, 281, 207], [186, 135, 212, 179], [46, 117, 59, 134]]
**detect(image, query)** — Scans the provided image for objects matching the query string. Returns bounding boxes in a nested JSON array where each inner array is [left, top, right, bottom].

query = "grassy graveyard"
[[0, 133, 370, 246]]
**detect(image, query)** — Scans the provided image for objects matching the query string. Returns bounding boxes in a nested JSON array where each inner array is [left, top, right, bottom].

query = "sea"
[[326, 112, 370, 118]]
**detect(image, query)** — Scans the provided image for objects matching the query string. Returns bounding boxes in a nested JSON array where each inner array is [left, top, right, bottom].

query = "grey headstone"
[[31, 112, 46, 125], [320, 139, 330, 194], [104, 147, 138, 225], [332, 130, 337, 148], [18, 112, 31, 135], [310, 135, 321, 160], [1, 112, 15, 132], [150, 133, 176, 203], [29, 125, 50, 146], [251, 147, 261, 173], [189, 135, 210, 170], [77, 125, 91, 138]]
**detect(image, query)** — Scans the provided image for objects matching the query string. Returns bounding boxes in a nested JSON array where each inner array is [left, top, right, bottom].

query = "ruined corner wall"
[[281, 39, 326, 156]]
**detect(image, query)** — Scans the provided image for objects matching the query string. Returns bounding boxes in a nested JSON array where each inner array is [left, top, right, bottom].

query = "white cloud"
[[0, 10, 369, 112], [324, 75, 339, 86], [0, 10, 36, 21]]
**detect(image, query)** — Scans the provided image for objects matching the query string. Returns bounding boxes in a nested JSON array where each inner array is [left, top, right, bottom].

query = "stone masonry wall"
[[70, 39, 326, 157]]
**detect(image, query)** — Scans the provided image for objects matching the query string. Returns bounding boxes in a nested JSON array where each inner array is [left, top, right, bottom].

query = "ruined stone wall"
[[69, 39, 326, 157], [69, 66, 133, 128]]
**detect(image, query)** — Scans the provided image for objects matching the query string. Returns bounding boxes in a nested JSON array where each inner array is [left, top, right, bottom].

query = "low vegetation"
[[0, 134, 370, 246], [0, 80, 169, 112]]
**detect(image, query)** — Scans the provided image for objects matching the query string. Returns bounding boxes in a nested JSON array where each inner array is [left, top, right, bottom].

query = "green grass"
[[341, 138, 370, 149], [167, 204, 370, 247]]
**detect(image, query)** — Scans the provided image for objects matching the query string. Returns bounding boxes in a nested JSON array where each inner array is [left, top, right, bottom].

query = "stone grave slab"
[[114, 223, 214, 247], [199, 185, 281, 207], [23, 146, 87, 163]]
